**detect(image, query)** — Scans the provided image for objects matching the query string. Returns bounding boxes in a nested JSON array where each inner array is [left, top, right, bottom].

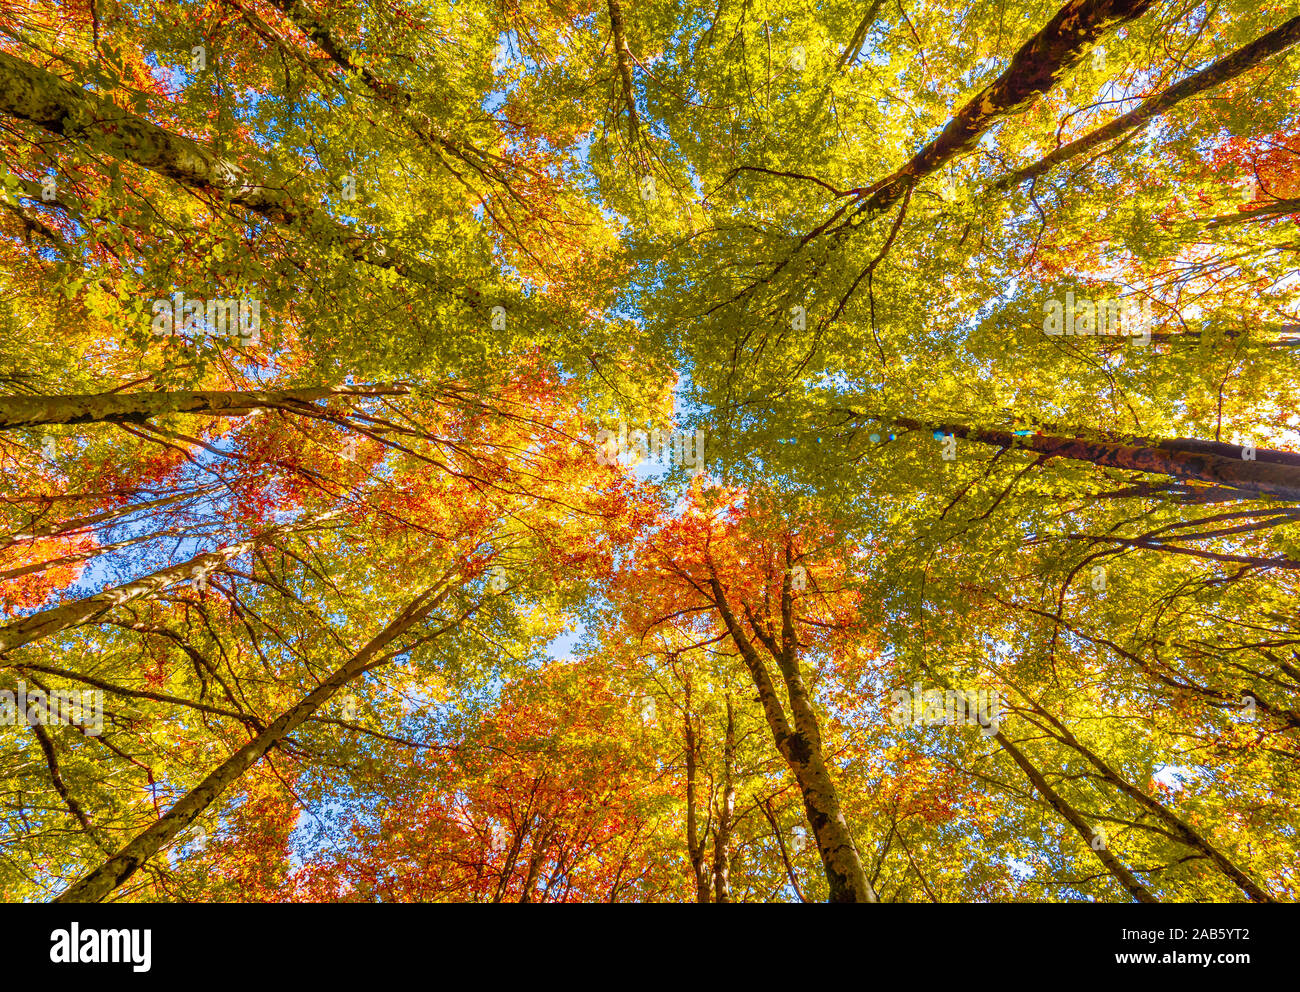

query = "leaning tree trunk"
[[0, 513, 335, 659], [1026, 701, 1275, 901], [995, 728, 1158, 903], [54, 582, 454, 903], [0, 50, 483, 301], [0, 46, 295, 220], [867, 414, 1300, 501], [994, 15, 1300, 190], [708, 574, 877, 902], [0, 488, 217, 549], [683, 680, 711, 903]]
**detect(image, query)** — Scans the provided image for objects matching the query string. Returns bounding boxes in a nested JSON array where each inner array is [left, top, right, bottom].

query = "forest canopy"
[[0, 0, 1297, 904]]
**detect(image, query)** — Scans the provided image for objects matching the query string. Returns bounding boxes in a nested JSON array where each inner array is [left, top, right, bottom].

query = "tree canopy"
[[0, 0, 1297, 903]]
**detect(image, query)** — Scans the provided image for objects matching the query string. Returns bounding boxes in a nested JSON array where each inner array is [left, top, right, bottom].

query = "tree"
[[607, 484, 881, 901]]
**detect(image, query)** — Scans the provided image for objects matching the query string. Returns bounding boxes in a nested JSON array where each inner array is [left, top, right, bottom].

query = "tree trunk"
[[995, 729, 1158, 902], [0, 384, 406, 431], [711, 693, 736, 902], [0, 49, 300, 223], [842, 0, 1157, 227], [1028, 702, 1274, 901], [606, 0, 642, 150], [0, 528, 166, 583], [872, 415, 1300, 501], [683, 682, 711, 902], [519, 818, 556, 903], [994, 15, 1300, 190], [266, 0, 492, 176], [1, 488, 216, 549], [0, 513, 334, 659], [54, 583, 453, 902], [708, 572, 877, 902], [0, 51, 470, 297], [838, 0, 887, 70]]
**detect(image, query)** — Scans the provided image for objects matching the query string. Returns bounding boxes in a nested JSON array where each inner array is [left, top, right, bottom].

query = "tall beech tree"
[[608, 486, 880, 902]]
